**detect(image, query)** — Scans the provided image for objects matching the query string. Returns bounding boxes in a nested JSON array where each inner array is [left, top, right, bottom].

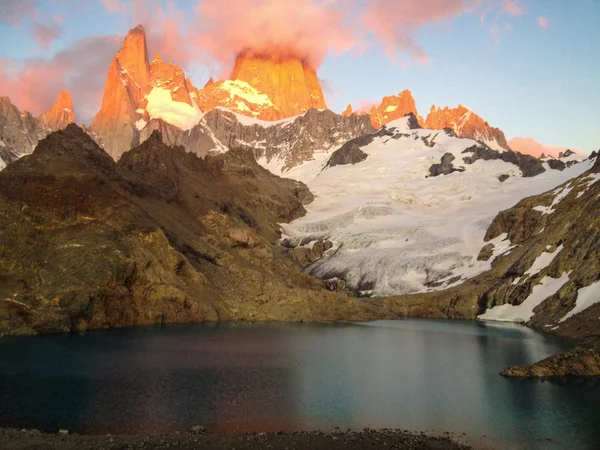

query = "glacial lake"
[[1, 320, 599, 449]]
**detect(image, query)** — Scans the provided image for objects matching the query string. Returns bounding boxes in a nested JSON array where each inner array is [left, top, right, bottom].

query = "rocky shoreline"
[[501, 339, 600, 378], [0, 427, 472, 450]]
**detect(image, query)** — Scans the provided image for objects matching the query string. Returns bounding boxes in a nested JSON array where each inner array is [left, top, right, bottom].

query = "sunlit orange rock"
[[342, 104, 353, 117], [229, 51, 327, 118], [150, 54, 195, 106], [195, 79, 281, 120], [90, 25, 202, 159], [425, 105, 510, 151], [39, 91, 76, 131], [368, 90, 421, 129], [90, 24, 151, 159]]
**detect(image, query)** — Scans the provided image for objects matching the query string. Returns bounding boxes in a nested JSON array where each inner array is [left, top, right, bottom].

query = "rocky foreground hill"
[[0, 125, 387, 336]]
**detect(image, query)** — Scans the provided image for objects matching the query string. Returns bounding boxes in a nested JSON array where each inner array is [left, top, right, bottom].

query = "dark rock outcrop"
[[462, 145, 545, 177], [429, 152, 464, 177], [547, 159, 566, 171], [559, 149, 575, 158], [404, 112, 421, 130], [498, 174, 510, 183], [477, 243, 495, 261], [325, 144, 368, 168]]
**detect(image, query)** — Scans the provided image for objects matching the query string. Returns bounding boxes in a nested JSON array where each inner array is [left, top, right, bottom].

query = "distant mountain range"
[[0, 24, 578, 166]]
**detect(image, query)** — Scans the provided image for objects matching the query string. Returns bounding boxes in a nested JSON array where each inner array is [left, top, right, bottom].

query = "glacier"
[[267, 116, 593, 296]]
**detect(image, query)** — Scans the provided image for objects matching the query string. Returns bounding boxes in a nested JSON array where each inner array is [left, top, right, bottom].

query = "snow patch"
[[221, 80, 275, 107], [533, 185, 573, 215], [384, 105, 398, 113], [559, 280, 600, 322], [135, 119, 147, 131], [146, 87, 203, 130], [479, 272, 572, 323], [524, 244, 563, 277]]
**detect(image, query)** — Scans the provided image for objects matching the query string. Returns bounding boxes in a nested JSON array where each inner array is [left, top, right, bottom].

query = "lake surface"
[[1, 320, 599, 449]]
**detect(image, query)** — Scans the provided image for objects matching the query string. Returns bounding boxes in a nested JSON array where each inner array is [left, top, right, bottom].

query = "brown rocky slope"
[[0, 125, 383, 336]]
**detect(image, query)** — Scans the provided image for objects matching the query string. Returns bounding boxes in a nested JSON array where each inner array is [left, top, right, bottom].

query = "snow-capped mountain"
[[0, 92, 75, 169], [89, 25, 204, 159], [89, 25, 333, 160], [138, 107, 375, 171], [425, 104, 511, 151], [275, 115, 590, 297]]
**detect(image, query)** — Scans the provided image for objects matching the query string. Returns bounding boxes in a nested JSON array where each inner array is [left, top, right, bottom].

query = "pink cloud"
[[0, 35, 121, 123], [0, 0, 38, 25], [191, 0, 358, 71], [355, 100, 377, 113], [99, 0, 528, 72], [538, 16, 549, 28], [362, 0, 481, 64], [508, 137, 578, 158], [0, 0, 63, 48], [100, 0, 126, 14], [502, 0, 525, 16]]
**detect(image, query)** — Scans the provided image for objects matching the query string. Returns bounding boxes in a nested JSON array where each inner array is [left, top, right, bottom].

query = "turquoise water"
[[0, 320, 598, 449]]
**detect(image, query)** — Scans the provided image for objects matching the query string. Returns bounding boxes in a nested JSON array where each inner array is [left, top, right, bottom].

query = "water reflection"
[[0, 321, 599, 449]]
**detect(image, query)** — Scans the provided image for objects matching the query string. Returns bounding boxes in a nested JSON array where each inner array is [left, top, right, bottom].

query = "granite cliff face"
[[139, 108, 375, 172], [0, 93, 76, 169], [230, 51, 327, 119], [39, 91, 76, 131], [425, 105, 511, 151], [0, 125, 383, 336], [90, 24, 150, 159], [90, 25, 201, 160], [368, 90, 422, 129]]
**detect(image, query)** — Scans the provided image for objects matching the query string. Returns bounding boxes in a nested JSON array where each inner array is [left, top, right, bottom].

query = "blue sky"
[[0, 0, 598, 152]]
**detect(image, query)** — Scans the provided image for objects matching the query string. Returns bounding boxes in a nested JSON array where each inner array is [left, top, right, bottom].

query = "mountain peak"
[[229, 51, 326, 118], [90, 23, 152, 159], [425, 105, 510, 151], [130, 24, 146, 36], [39, 90, 76, 131], [369, 90, 421, 129]]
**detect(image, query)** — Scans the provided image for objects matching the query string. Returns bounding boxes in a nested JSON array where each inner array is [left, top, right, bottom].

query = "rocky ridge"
[[139, 107, 375, 172], [425, 105, 511, 151], [368, 90, 423, 129], [0, 93, 76, 169]]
